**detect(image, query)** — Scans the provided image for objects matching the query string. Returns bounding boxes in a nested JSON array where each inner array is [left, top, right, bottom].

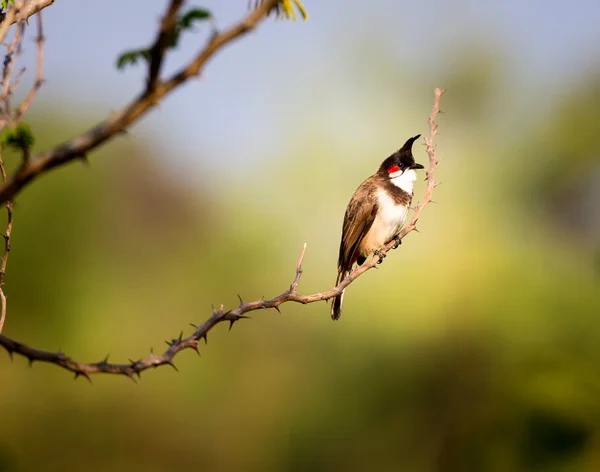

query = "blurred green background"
[[1, 1, 600, 471]]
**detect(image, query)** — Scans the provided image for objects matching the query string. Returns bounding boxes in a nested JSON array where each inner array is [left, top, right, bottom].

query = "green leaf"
[[179, 8, 211, 30], [0, 122, 35, 150], [115, 8, 211, 71], [116, 48, 151, 70]]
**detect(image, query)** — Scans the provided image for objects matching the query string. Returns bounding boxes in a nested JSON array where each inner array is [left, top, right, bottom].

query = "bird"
[[331, 135, 425, 320]]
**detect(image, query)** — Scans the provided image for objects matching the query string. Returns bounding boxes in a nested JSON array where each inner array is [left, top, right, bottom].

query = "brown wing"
[[338, 179, 378, 270]]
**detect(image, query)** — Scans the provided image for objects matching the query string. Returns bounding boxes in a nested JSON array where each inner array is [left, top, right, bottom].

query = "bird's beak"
[[411, 163, 425, 170]]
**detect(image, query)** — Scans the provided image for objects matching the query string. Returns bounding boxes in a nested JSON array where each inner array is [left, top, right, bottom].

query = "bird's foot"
[[374, 249, 386, 264], [392, 235, 402, 249]]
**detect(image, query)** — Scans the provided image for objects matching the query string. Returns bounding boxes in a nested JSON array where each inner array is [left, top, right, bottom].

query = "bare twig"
[[146, 0, 184, 92], [13, 11, 44, 122], [0, 0, 53, 34], [1, 15, 25, 119], [0, 0, 282, 205], [0, 0, 23, 45], [0, 89, 446, 379], [0, 149, 13, 334], [0, 3, 30, 332]]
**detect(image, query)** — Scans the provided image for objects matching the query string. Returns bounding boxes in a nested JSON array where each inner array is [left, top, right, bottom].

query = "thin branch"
[[0, 149, 13, 334], [13, 10, 44, 122], [0, 89, 446, 380], [0, 5, 28, 332], [0, 0, 53, 34], [146, 0, 184, 92], [0, 0, 23, 45], [0, 3, 26, 121], [0, 0, 282, 205]]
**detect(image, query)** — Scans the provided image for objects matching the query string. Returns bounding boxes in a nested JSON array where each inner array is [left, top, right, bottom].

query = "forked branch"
[[0, 0, 281, 204], [0, 89, 445, 380]]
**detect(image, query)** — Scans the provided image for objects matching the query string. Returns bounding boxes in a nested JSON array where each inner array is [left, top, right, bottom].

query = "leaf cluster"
[[0, 122, 34, 150]]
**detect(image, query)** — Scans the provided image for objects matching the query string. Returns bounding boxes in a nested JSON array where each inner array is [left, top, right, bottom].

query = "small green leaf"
[[116, 48, 151, 70], [179, 8, 211, 30], [115, 7, 211, 71], [0, 122, 35, 150]]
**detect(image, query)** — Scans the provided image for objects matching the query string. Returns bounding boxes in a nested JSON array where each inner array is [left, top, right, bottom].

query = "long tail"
[[331, 269, 350, 320]]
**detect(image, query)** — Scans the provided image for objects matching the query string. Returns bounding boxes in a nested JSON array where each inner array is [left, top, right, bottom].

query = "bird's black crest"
[[378, 134, 421, 173]]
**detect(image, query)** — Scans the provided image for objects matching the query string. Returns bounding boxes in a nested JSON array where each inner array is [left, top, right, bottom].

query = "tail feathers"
[[331, 269, 350, 320]]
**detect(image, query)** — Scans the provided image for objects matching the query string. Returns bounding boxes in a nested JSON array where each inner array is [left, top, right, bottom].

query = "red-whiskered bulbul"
[[331, 135, 424, 320]]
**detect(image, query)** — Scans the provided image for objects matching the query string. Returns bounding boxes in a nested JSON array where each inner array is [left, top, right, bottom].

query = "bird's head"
[[378, 135, 425, 179]]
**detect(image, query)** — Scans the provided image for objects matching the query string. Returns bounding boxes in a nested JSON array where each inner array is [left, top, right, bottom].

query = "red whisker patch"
[[387, 165, 401, 174]]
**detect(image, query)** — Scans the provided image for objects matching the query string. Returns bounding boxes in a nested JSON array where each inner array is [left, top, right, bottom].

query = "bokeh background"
[[1, 1, 599, 471]]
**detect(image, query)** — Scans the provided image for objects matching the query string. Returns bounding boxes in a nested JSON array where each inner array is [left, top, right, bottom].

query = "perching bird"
[[331, 135, 425, 320]]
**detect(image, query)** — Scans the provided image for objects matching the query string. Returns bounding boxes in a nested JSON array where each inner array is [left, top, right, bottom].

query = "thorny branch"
[[0, 89, 446, 380], [0, 0, 282, 205]]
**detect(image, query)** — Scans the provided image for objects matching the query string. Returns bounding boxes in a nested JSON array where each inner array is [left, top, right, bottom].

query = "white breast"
[[360, 188, 409, 254], [389, 169, 417, 194]]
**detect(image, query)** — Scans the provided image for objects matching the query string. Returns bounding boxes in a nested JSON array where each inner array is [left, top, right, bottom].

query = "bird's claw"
[[392, 235, 402, 249], [375, 250, 386, 264]]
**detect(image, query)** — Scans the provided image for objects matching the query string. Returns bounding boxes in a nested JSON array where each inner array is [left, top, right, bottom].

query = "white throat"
[[389, 169, 417, 194]]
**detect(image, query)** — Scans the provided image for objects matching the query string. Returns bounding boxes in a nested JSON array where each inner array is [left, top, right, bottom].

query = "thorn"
[[27, 357, 34, 367], [74, 371, 91, 383], [123, 370, 137, 383], [211, 304, 217, 315], [165, 359, 179, 372], [201, 333, 208, 344], [78, 153, 89, 166], [129, 359, 143, 374], [228, 315, 250, 331], [99, 354, 110, 366], [430, 200, 438, 204], [413, 227, 420, 233], [178, 331, 183, 341], [237, 294, 244, 306], [189, 340, 200, 356], [273, 305, 281, 314], [190, 323, 198, 330]]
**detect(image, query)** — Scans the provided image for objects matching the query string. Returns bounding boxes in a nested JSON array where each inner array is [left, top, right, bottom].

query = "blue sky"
[[17, 0, 600, 178]]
